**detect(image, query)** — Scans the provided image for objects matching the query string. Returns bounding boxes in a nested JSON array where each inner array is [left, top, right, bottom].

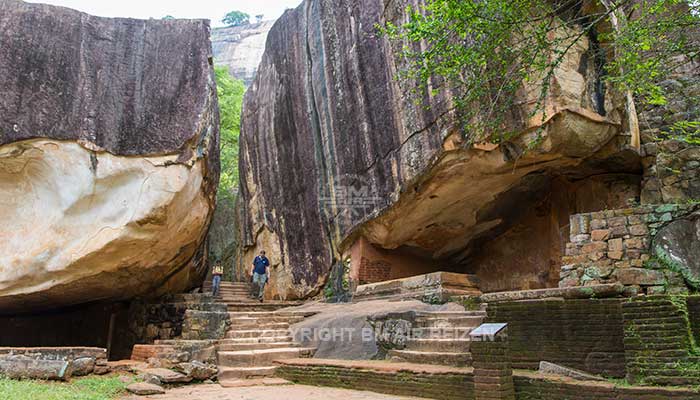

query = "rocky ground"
[[122, 383, 424, 399]]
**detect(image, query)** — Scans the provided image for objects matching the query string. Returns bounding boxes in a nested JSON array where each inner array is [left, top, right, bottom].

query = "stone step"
[[217, 366, 278, 380], [217, 347, 316, 367], [218, 336, 294, 345], [218, 341, 300, 352], [226, 303, 302, 311], [411, 327, 473, 339], [413, 316, 484, 328], [228, 322, 291, 330], [388, 349, 473, 367], [230, 316, 305, 325], [228, 311, 312, 318], [405, 338, 471, 352], [219, 377, 291, 388], [225, 329, 291, 339], [415, 311, 487, 318]]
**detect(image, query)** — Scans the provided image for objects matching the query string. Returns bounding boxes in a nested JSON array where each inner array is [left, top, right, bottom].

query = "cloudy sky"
[[25, 0, 302, 27]]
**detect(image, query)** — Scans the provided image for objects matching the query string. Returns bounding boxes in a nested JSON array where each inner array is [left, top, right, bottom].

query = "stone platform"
[[353, 272, 481, 302]]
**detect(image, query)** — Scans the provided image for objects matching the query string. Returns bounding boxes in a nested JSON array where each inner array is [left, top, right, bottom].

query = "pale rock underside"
[[0, 139, 211, 312]]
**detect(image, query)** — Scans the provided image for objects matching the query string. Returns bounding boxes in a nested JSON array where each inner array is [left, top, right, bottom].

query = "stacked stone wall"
[[485, 299, 626, 377], [560, 203, 699, 292]]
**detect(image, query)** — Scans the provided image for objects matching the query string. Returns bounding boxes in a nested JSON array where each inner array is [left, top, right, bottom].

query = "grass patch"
[[0, 375, 132, 400]]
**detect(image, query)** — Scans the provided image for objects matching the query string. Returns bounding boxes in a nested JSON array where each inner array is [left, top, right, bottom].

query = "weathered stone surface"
[[653, 214, 700, 287], [237, 0, 633, 299], [0, 355, 70, 380], [126, 382, 166, 395], [70, 357, 96, 376], [538, 361, 605, 381], [479, 284, 625, 303], [212, 21, 274, 86], [289, 299, 464, 360], [0, 0, 219, 312], [174, 360, 218, 381], [143, 367, 193, 383]]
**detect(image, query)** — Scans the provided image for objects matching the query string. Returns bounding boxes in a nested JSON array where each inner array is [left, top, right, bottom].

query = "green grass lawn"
[[0, 375, 133, 400]]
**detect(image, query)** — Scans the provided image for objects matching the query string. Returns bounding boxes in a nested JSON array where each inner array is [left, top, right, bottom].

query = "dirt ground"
[[122, 383, 425, 400]]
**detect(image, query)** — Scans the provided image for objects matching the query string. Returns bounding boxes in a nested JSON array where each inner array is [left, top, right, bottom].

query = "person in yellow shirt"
[[212, 260, 224, 297]]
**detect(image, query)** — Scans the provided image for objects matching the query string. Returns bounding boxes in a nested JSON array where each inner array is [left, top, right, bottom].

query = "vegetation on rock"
[[383, 0, 700, 147], [209, 66, 246, 273]]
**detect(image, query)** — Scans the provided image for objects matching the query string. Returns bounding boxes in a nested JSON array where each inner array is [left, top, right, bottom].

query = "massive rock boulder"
[[0, 0, 219, 313], [211, 21, 275, 85], [237, 0, 640, 299]]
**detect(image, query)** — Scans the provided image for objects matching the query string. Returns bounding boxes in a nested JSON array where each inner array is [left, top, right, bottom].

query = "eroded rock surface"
[[237, 0, 638, 299], [0, 0, 219, 312]]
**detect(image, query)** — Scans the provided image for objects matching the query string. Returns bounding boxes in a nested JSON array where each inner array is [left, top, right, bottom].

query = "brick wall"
[[688, 295, 700, 347], [486, 299, 626, 377], [560, 203, 699, 293], [622, 296, 700, 386], [276, 362, 475, 400], [358, 257, 391, 284], [514, 373, 700, 399]]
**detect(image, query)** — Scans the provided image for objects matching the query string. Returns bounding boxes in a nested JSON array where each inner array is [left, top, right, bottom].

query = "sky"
[[25, 0, 302, 27]]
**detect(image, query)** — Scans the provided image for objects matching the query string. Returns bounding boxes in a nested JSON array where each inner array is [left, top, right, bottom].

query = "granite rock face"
[[0, 0, 219, 312], [212, 21, 275, 85], [237, 0, 637, 299]]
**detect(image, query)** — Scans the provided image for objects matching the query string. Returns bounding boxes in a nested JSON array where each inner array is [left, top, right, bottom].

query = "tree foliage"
[[222, 10, 250, 27], [383, 0, 700, 145], [215, 66, 246, 204]]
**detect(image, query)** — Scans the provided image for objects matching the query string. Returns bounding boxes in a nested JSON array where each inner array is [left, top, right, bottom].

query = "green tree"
[[209, 67, 246, 278], [162, 15, 175, 20], [383, 0, 699, 150], [222, 10, 250, 27], [215, 66, 246, 202]]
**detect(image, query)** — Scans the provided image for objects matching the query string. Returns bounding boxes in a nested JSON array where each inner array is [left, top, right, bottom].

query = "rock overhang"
[[0, 0, 220, 313]]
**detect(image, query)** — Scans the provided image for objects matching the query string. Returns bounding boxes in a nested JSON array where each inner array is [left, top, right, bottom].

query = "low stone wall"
[[274, 358, 700, 400], [622, 296, 700, 386], [275, 359, 474, 400], [126, 294, 228, 344], [486, 299, 626, 377], [688, 295, 700, 346], [514, 372, 700, 399], [560, 203, 699, 293]]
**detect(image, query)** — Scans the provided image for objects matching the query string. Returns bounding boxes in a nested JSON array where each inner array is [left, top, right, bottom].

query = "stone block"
[[591, 229, 611, 241], [570, 215, 591, 235], [629, 224, 649, 236], [0, 355, 71, 381], [126, 382, 165, 395], [608, 216, 627, 227], [616, 268, 666, 286], [608, 239, 623, 252], [590, 219, 608, 230], [624, 237, 646, 249]]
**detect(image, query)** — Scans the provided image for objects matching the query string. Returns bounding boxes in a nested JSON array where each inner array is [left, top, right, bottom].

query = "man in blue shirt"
[[251, 250, 270, 302]]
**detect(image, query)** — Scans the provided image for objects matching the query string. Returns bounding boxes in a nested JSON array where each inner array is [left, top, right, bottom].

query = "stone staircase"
[[211, 281, 316, 385], [387, 310, 486, 367]]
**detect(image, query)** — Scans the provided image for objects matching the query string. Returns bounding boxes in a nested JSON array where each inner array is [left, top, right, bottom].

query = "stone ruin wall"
[[561, 203, 699, 293]]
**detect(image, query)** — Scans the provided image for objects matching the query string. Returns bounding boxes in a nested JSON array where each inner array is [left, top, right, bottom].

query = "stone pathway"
[[212, 281, 316, 385], [122, 383, 425, 400]]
